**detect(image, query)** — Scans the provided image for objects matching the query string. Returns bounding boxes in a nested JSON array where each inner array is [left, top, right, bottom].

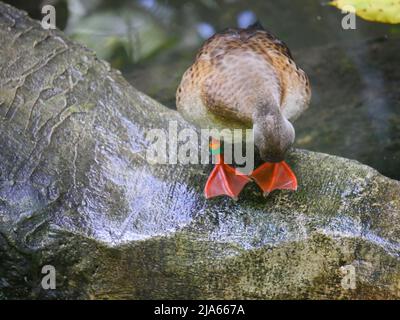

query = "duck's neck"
[[252, 104, 295, 162]]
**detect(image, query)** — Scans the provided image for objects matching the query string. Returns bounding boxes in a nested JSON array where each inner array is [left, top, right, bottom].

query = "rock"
[[0, 2, 399, 299]]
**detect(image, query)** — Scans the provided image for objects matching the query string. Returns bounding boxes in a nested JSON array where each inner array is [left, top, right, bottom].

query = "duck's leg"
[[204, 153, 250, 200], [250, 161, 297, 196]]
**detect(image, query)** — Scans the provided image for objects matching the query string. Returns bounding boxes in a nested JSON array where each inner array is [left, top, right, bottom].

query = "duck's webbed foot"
[[250, 161, 297, 197], [204, 156, 250, 200]]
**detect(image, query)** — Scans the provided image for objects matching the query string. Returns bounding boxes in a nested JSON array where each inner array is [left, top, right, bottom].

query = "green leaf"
[[330, 0, 400, 24]]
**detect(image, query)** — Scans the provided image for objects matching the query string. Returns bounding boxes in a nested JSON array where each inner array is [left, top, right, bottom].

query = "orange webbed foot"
[[204, 156, 251, 200], [250, 161, 297, 196]]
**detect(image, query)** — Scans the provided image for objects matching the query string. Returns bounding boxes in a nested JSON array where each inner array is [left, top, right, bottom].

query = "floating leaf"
[[330, 0, 400, 24]]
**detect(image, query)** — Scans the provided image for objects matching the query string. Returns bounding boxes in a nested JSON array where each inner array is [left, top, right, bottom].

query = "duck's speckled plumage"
[[176, 24, 311, 161]]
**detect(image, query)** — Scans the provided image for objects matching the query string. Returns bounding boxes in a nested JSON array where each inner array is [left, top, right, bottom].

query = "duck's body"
[[177, 25, 310, 145], [176, 23, 311, 199]]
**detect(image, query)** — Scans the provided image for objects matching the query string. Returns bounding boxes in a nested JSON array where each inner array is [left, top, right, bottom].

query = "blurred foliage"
[[64, 0, 176, 68], [330, 0, 400, 24]]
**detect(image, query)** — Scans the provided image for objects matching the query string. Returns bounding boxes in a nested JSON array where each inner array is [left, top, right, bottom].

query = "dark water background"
[[5, 0, 400, 180]]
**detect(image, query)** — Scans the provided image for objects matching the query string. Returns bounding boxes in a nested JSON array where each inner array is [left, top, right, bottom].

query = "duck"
[[176, 22, 311, 200]]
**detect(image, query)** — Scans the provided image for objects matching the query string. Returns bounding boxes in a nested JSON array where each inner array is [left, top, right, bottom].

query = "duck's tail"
[[247, 20, 265, 31]]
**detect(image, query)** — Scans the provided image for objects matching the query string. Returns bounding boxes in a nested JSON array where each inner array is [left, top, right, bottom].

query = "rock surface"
[[0, 2, 399, 299]]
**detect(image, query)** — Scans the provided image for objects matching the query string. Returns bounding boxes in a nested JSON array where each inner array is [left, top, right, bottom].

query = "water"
[[6, 0, 400, 179]]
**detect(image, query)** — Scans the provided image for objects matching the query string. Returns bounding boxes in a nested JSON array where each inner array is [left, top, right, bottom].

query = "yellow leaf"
[[330, 0, 400, 24]]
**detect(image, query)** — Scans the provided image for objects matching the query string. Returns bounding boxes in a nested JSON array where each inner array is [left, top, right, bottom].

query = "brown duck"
[[176, 22, 311, 199]]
